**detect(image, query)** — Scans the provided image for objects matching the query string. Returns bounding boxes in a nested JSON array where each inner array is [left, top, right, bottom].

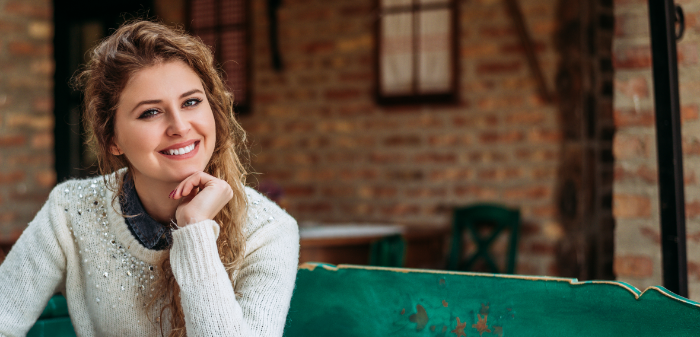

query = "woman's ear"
[[110, 144, 123, 156]]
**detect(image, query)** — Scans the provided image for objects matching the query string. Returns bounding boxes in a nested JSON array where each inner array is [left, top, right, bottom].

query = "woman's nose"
[[166, 110, 190, 137]]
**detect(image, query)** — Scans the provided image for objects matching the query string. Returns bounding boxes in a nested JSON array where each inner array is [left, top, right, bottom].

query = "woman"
[[0, 20, 299, 336]]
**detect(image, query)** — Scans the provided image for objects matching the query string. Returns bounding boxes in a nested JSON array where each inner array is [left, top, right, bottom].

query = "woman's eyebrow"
[[130, 89, 203, 114], [180, 89, 203, 98]]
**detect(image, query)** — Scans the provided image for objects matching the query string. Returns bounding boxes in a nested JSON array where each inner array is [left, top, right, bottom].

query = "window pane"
[[380, 13, 414, 95], [418, 0, 450, 5], [192, 0, 217, 29], [196, 31, 217, 51], [221, 29, 247, 105], [418, 9, 451, 93], [381, 0, 411, 9], [221, 0, 245, 26]]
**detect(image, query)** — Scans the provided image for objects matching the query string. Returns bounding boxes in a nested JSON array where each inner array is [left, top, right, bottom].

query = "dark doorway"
[[54, 0, 154, 182]]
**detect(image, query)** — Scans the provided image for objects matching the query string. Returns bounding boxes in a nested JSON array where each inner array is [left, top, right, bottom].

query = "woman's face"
[[112, 60, 217, 185]]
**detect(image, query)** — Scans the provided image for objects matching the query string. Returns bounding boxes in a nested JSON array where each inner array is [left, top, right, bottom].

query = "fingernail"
[[169, 190, 174, 198]]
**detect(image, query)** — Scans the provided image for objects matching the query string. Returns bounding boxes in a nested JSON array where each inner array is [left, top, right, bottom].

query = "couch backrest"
[[284, 263, 700, 337]]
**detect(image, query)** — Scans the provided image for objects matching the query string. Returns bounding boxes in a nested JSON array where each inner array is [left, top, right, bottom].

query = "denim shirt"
[[119, 176, 172, 250]]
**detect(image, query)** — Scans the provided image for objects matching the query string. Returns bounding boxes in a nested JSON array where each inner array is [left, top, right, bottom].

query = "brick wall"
[[613, 0, 700, 298], [0, 0, 55, 242], [240, 0, 564, 276]]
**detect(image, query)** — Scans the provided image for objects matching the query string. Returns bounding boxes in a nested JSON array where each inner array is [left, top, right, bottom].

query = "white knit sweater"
[[0, 175, 299, 336]]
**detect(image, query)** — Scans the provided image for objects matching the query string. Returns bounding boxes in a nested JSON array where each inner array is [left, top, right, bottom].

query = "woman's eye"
[[138, 109, 159, 119], [183, 98, 201, 108]]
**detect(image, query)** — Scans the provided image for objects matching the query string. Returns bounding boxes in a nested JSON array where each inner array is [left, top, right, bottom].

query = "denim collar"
[[120, 174, 172, 250]]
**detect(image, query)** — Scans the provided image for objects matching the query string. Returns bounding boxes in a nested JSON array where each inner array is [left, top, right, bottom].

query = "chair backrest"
[[368, 234, 405, 267], [28, 294, 75, 337], [284, 263, 700, 337], [448, 204, 520, 274]]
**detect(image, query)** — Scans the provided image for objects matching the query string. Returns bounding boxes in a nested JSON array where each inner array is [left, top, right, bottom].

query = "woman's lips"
[[158, 141, 200, 160]]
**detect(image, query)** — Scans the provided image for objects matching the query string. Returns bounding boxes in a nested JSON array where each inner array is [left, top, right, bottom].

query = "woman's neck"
[[130, 171, 180, 224]]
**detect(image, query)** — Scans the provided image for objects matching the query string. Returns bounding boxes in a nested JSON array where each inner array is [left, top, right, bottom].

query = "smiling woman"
[[0, 21, 299, 337]]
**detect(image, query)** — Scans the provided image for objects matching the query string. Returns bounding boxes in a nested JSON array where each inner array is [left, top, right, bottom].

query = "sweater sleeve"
[[171, 215, 298, 337], [0, 188, 67, 337]]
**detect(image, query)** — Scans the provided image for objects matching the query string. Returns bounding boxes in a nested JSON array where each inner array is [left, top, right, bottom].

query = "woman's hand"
[[170, 171, 233, 226]]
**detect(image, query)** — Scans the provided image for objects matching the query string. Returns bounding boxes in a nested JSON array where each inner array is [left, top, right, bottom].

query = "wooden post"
[[647, 0, 688, 297]]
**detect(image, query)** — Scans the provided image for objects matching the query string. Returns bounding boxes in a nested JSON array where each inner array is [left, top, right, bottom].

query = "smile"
[[162, 143, 195, 156], [158, 140, 200, 159]]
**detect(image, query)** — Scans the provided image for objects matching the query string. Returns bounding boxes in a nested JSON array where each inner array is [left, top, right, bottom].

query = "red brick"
[[404, 187, 448, 198], [8, 41, 51, 56], [524, 242, 556, 255], [370, 153, 406, 164], [454, 186, 498, 199], [479, 130, 524, 144], [285, 185, 316, 197], [532, 205, 556, 217], [384, 135, 422, 147], [686, 201, 700, 219], [0, 171, 25, 184], [527, 129, 562, 143], [613, 165, 657, 184], [613, 134, 650, 159], [476, 61, 523, 75], [452, 115, 498, 128], [301, 41, 335, 54], [379, 204, 420, 216], [284, 154, 319, 165], [3, 1, 51, 19], [614, 255, 653, 278], [284, 89, 316, 100], [613, 194, 651, 218], [477, 96, 524, 110], [460, 43, 499, 58], [295, 202, 333, 213], [284, 121, 315, 133], [613, 44, 651, 69], [321, 186, 355, 198], [297, 136, 330, 149], [338, 71, 372, 82], [385, 170, 424, 181], [499, 41, 546, 54], [640, 227, 660, 244], [468, 151, 508, 163], [428, 135, 470, 147], [414, 153, 456, 164], [613, 108, 654, 127], [35, 170, 55, 188], [324, 89, 362, 100], [338, 104, 375, 116], [504, 111, 546, 125], [504, 186, 551, 200], [479, 27, 515, 38], [358, 186, 397, 198], [339, 169, 378, 180], [0, 133, 26, 147]]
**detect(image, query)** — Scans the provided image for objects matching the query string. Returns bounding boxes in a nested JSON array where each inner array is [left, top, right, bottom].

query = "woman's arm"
[[170, 214, 299, 337], [0, 189, 67, 336]]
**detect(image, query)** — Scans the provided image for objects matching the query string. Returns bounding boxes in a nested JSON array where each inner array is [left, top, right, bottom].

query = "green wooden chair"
[[369, 234, 405, 267], [448, 204, 520, 274], [27, 294, 76, 337], [284, 263, 700, 337]]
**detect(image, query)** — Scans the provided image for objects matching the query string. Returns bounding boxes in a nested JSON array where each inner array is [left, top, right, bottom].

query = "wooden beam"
[[503, 0, 552, 102]]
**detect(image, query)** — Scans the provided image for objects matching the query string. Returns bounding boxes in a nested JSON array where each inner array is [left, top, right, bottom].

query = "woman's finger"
[[171, 171, 214, 199]]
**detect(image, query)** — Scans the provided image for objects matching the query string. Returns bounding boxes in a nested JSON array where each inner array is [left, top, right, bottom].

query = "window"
[[188, 0, 250, 113], [376, 0, 457, 105]]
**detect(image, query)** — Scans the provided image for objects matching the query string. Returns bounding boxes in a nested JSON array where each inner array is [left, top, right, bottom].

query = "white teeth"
[[165, 143, 195, 156]]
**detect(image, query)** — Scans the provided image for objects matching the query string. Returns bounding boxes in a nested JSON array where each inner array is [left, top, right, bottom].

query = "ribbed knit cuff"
[[170, 220, 226, 286]]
